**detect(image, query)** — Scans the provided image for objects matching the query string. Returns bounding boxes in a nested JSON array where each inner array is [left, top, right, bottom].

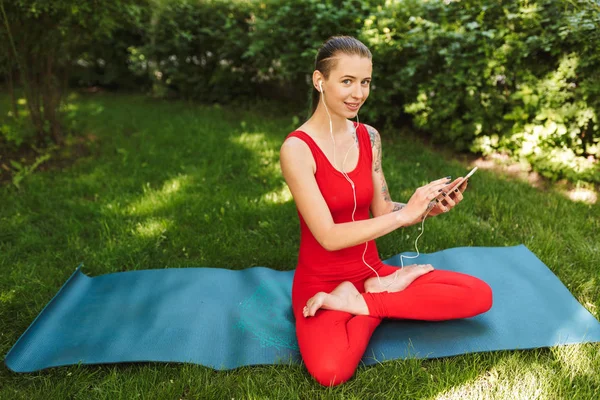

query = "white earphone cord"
[[320, 81, 431, 289]]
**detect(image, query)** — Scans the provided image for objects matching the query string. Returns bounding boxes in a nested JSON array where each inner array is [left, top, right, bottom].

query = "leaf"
[[9, 160, 23, 171]]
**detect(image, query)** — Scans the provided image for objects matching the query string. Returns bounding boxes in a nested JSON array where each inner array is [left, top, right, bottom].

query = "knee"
[[474, 280, 493, 314], [307, 358, 356, 387]]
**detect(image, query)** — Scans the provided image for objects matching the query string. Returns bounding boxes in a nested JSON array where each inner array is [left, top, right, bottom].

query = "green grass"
[[1, 92, 599, 399]]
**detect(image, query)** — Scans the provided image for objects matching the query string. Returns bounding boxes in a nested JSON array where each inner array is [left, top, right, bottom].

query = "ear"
[[312, 70, 324, 92]]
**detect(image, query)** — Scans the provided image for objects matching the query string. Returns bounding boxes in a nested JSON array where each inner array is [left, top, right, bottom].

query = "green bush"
[[3, 0, 599, 184], [69, 2, 151, 90], [245, 0, 379, 107], [361, 0, 599, 183], [0, 0, 140, 146], [136, 0, 257, 102]]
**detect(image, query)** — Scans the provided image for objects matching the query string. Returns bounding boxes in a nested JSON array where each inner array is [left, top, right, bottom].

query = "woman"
[[279, 36, 492, 386]]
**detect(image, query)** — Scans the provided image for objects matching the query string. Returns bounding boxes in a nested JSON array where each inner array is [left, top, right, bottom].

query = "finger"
[[427, 199, 438, 210], [443, 194, 456, 207], [438, 180, 462, 200], [424, 176, 452, 190], [447, 183, 464, 201], [446, 177, 465, 192], [433, 176, 453, 185], [453, 178, 467, 194], [434, 201, 449, 213], [429, 190, 441, 201], [432, 179, 458, 201], [434, 194, 452, 212], [452, 187, 464, 202], [430, 180, 454, 197]]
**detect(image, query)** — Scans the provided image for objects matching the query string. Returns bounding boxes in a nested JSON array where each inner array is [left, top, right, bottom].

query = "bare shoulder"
[[280, 135, 315, 173], [280, 135, 309, 154], [362, 123, 381, 148]]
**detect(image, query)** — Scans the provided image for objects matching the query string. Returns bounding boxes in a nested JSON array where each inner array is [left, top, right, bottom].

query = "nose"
[[352, 83, 364, 100]]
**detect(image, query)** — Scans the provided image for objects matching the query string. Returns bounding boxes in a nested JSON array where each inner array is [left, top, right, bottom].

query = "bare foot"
[[303, 281, 369, 318], [364, 264, 434, 293]]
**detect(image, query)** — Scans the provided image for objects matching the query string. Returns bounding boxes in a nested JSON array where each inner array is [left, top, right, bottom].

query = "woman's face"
[[321, 53, 372, 117]]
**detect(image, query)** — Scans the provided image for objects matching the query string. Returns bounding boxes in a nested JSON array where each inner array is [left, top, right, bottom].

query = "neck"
[[310, 103, 356, 139]]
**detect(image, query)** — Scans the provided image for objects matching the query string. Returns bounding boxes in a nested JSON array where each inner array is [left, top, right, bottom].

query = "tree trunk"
[[7, 65, 18, 118], [0, 0, 19, 119], [21, 51, 45, 142], [149, 2, 161, 97], [42, 52, 63, 145]]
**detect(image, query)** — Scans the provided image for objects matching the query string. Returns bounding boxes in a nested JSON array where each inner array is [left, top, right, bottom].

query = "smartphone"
[[436, 166, 477, 200], [427, 166, 477, 210], [454, 166, 478, 189]]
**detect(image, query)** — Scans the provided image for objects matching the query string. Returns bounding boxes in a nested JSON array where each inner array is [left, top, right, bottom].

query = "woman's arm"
[[280, 137, 412, 252], [365, 124, 468, 219], [365, 124, 408, 218]]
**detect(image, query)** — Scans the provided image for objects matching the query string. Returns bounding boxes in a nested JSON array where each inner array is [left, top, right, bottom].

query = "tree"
[[0, 0, 141, 145]]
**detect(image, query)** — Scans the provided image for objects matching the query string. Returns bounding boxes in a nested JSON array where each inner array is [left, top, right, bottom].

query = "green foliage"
[[246, 0, 377, 87], [361, 0, 600, 183], [71, 0, 260, 101], [143, 0, 256, 102], [69, 2, 150, 90], [0, 0, 140, 144], [9, 152, 51, 189], [0, 117, 32, 148], [244, 0, 380, 109], [2, 0, 599, 184]]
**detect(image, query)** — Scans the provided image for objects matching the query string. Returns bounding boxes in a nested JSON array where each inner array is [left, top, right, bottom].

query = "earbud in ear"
[[319, 80, 323, 92]]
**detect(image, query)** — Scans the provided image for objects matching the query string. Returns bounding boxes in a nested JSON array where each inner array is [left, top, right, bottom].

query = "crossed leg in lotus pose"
[[302, 264, 434, 318]]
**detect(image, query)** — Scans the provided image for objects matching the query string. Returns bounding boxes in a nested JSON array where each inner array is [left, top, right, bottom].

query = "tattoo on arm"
[[392, 202, 406, 212], [367, 125, 382, 173], [367, 124, 404, 214], [367, 125, 376, 149], [381, 180, 392, 202], [368, 124, 396, 211]]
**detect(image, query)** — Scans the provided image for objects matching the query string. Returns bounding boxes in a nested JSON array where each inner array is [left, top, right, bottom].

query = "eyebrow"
[[340, 75, 371, 80]]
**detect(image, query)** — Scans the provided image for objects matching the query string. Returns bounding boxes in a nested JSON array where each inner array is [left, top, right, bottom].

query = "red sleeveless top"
[[286, 122, 383, 283]]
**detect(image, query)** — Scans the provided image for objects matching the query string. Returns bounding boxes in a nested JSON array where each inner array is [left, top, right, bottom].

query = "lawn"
[[1, 92, 599, 399]]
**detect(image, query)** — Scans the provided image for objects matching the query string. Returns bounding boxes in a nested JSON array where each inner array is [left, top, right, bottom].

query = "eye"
[[362, 80, 371, 86], [343, 79, 351, 84]]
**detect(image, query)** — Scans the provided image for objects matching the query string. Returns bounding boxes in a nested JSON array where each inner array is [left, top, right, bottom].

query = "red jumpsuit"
[[286, 123, 493, 386]]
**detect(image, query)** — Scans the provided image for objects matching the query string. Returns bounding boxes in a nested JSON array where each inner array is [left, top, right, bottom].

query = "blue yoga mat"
[[5, 245, 600, 373]]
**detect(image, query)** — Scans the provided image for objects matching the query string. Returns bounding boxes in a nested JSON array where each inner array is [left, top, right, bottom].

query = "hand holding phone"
[[446, 166, 477, 194], [428, 167, 477, 211]]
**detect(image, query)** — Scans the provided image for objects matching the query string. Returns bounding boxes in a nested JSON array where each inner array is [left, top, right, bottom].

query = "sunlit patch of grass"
[[552, 344, 600, 385], [230, 132, 280, 176], [0, 289, 16, 304], [232, 131, 268, 147], [434, 362, 552, 400], [133, 217, 172, 239], [125, 174, 191, 216], [261, 184, 292, 204]]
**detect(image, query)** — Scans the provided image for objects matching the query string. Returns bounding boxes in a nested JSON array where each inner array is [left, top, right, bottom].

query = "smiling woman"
[[278, 35, 493, 386], [307, 39, 372, 118]]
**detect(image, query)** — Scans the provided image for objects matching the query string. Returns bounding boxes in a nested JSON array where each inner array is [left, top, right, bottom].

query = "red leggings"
[[292, 265, 493, 386]]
